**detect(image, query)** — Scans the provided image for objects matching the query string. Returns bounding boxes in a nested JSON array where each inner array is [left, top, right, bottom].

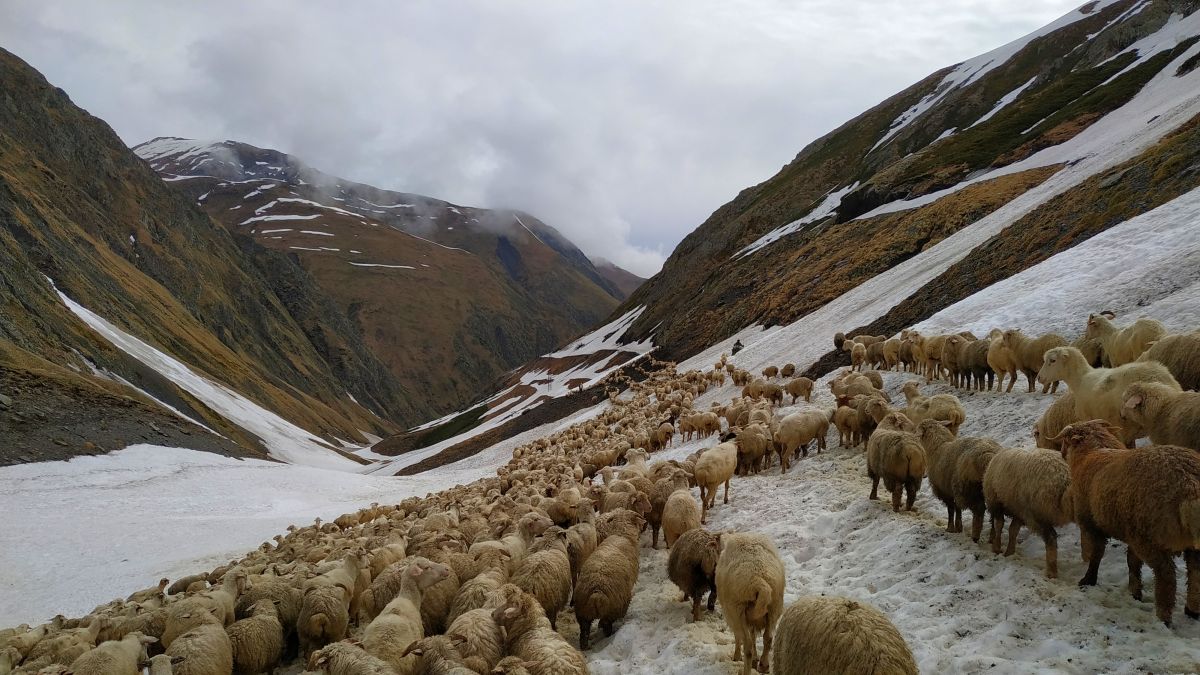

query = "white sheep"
[[1036, 346, 1181, 444], [694, 440, 738, 524], [661, 490, 702, 548], [774, 409, 832, 470], [164, 624, 232, 675], [67, 632, 155, 675], [1120, 382, 1200, 450], [491, 586, 587, 675], [306, 641, 394, 675], [225, 599, 283, 675], [1085, 312, 1166, 366], [445, 609, 503, 674], [573, 516, 640, 649], [363, 558, 451, 675], [866, 413, 926, 512], [771, 596, 917, 675], [1137, 332, 1200, 391], [511, 531, 572, 629], [982, 447, 1074, 579], [1000, 329, 1068, 393], [715, 532, 785, 675]]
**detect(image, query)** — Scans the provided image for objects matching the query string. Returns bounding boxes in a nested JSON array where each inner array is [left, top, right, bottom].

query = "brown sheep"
[[1057, 420, 1200, 625], [1001, 329, 1068, 393], [667, 529, 721, 622]]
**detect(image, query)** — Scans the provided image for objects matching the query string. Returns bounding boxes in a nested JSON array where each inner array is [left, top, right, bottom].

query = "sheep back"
[[771, 596, 917, 675]]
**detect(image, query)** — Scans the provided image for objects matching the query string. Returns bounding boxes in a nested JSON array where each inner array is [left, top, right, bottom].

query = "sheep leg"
[[891, 484, 903, 513], [731, 631, 743, 663], [970, 505, 985, 543], [906, 481, 918, 512], [691, 594, 703, 622], [1185, 550, 1200, 619], [578, 617, 593, 649], [990, 512, 1004, 554], [1025, 370, 1036, 393], [1005, 517, 1022, 556], [745, 629, 759, 675], [869, 473, 880, 501], [1146, 552, 1177, 626], [945, 503, 955, 533], [1127, 547, 1144, 601], [1079, 529, 1107, 587], [601, 619, 616, 636], [1043, 527, 1059, 579], [651, 525, 660, 549], [954, 507, 963, 533], [548, 608, 559, 631], [707, 584, 717, 613], [759, 620, 774, 673]]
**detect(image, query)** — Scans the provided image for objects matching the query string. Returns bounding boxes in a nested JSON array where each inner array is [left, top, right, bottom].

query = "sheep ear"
[[448, 633, 468, 646], [170, 656, 185, 665], [503, 606, 522, 619], [400, 642, 423, 657], [1124, 394, 1142, 409]]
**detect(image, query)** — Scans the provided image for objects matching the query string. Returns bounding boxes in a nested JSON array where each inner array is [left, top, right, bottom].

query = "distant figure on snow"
[[731, 340, 744, 355]]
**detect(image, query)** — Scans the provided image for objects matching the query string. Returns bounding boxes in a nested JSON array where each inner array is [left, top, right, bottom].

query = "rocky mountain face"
[[0, 47, 408, 463], [616, 0, 1200, 368], [594, 261, 645, 300], [134, 138, 625, 419]]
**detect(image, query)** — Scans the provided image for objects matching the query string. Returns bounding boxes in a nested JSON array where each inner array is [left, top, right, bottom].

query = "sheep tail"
[[1179, 499, 1200, 545], [307, 613, 329, 639], [747, 579, 772, 622]]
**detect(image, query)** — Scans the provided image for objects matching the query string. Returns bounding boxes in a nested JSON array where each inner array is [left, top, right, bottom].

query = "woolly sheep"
[[917, 420, 1000, 539], [164, 624, 232, 675], [899, 382, 965, 435], [1001, 329, 1067, 393], [67, 632, 156, 675], [960, 338, 993, 391], [399, 635, 476, 675], [774, 409, 832, 471], [780, 363, 796, 378], [162, 600, 222, 650], [762, 366, 779, 379], [145, 654, 185, 675], [512, 532, 572, 629], [986, 329, 1018, 392], [166, 575, 208, 597], [1137, 332, 1200, 391], [1120, 382, 1200, 449], [363, 558, 452, 675], [770, 596, 917, 675], [735, 423, 773, 476], [667, 529, 720, 622], [1036, 346, 1181, 444], [1034, 393, 1076, 451], [784, 377, 814, 404], [982, 446, 1073, 579], [1057, 421, 1200, 625], [298, 585, 349, 659], [715, 532, 785, 675], [225, 599, 283, 675], [573, 521, 640, 649], [445, 609, 503, 674], [306, 641, 394, 675], [866, 413, 926, 512], [850, 343, 868, 371], [661, 490, 702, 548], [694, 440, 738, 523], [1085, 313, 1166, 366], [491, 586, 587, 675]]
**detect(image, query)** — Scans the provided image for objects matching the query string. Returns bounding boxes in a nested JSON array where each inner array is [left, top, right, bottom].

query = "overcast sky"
[[2, 1, 1081, 277]]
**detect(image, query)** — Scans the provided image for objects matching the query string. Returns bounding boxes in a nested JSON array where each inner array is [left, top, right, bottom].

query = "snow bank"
[[734, 182, 859, 258], [53, 284, 358, 471]]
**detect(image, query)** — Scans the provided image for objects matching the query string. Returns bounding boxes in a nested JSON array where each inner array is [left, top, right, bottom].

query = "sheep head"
[[1052, 420, 1126, 460]]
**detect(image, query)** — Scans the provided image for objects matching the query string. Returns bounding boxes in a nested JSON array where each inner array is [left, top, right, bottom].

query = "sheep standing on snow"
[[1137, 332, 1200, 391], [573, 510, 641, 649], [226, 598, 283, 675], [986, 329, 1018, 392], [1085, 312, 1166, 366], [774, 409, 833, 470], [694, 440, 738, 523], [917, 420, 1000, 538], [1001, 329, 1067, 393], [1057, 420, 1200, 625], [297, 585, 348, 659], [851, 343, 868, 372], [667, 529, 721, 622], [785, 377, 814, 404], [1034, 393, 1076, 451], [1120, 382, 1200, 449], [771, 596, 917, 675], [715, 532, 785, 675], [662, 489, 702, 548], [165, 624, 232, 675], [445, 608, 503, 674], [866, 413, 926, 512], [67, 632, 156, 675], [982, 446, 1073, 579], [781, 363, 796, 378], [512, 530, 572, 629], [1036, 346, 1180, 444], [363, 557, 452, 675], [762, 366, 779, 379], [735, 423, 773, 476]]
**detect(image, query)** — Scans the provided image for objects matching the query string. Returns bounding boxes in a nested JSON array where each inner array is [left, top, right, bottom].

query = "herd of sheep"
[[2, 311, 1200, 675]]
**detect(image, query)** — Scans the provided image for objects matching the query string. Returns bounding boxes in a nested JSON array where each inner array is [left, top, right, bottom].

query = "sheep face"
[[1036, 347, 1070, 387]]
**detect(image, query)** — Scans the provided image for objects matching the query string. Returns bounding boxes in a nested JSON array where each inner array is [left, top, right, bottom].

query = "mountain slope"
[[0, 47, 405, 465], [594, 260, 646, 300], [616, 0, 1200, 364], [133, 138, 624, 417]]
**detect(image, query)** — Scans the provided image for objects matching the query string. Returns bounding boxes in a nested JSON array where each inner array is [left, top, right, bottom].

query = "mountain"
[[593, 260, 646, 300], [0, 47, 415, 467], [610, 0, 1200, 371], [133, 138, 625, 420]]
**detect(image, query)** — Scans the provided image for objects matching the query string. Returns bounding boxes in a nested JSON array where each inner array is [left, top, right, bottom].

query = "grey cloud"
[[0, 0, 1081, 276]]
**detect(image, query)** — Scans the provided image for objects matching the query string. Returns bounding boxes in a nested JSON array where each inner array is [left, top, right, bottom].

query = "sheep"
[[667, 529, 720, 622], [67, 632, 156, 675], [762, 366, 779, 379], [1120, 382, 1200, 449], [982, 446, 1073, 579], [775, 409, 832, 469], [780, 363, 796, 378], [661, 489, 702, 548], [1086, 312, 1166, 366], [162, 600, 223, 649], [491, 587, 587, 675], [647, 469, 692, 547], [565, 504, 599, 587], [850, 343, 867, 371], [941, 335, 969, 388], [164, 624, 232, 675], [15, 622, 102, 671], [986, 329, 1018, 392], [573, 528, 640, 649], [770, 596, 917, 675], [1034, 393, 1076, 451], [145, 654, 185, 675], [866, 341, 887, 370], [899, 382, 966, 434], [225, 599, 283, 675], [882, 338, 901, 371], [511, 531, 572, 629], [307, 641, 394, 675], [167, 575, 208, 597], [866, 413, 926, 512], [917, 420, 1000, 538], [298, 585, 349, 659], [1057, 420, 1200, 625], [1138, 332, 1200, 391], [1001, 329, 1067, 393], [399, 635, 476, 675], [694, 440, 738, 524], [203, 568, 248, 626], [784, 377, 814, 404], [445, 609, 503, 674], [127, 579, 170, 604], [363, 557, 452, 675], [735, 423, 773, 476], [715, 532, 785, 675], [960, 337, 993, 391], [1036, 346, 1181, 444]]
